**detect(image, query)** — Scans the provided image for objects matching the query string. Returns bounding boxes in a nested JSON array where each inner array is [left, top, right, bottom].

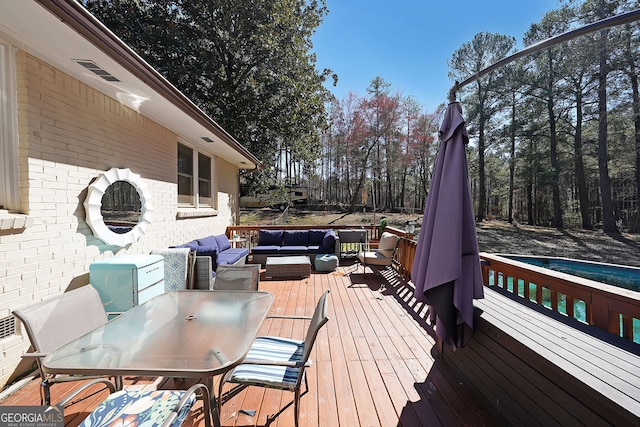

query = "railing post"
[[590, 293, 609, 331]]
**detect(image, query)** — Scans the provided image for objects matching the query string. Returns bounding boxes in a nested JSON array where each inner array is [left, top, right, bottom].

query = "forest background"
[[82, 0, 640, 233]]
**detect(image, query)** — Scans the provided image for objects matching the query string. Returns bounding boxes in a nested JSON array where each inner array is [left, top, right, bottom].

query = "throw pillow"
[[377, 232, 399, 255], [196, 236, 219, 251], [258, 229, 283, 246], [283, 230, 309, 246], [308, 229, 326, 245], [214, 234, 231, 251], [321, 230, 336, 253]]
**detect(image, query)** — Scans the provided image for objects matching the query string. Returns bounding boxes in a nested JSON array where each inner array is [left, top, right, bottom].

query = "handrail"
[[449, 8, 640, 102], [227, 225, 639, 344], [479, 253, 640, 345], [226, 225, 417, 277]]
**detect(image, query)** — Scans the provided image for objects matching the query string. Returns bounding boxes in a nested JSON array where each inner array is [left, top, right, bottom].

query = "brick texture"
[[0, 51, 241, 387]]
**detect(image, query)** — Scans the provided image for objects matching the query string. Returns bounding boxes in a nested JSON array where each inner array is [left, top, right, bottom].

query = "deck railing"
[[226, 224, 417, 277], [479, 253, 640, 344], [226, 225, 639, 344]]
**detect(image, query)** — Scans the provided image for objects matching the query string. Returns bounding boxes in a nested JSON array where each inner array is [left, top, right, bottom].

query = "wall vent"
[[0, 316, 16, 340], [74, 59, 120, 82]]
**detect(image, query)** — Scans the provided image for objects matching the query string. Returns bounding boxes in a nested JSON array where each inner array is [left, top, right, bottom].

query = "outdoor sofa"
[[251, 229, 339, 265], [173, 234, 248, 272]]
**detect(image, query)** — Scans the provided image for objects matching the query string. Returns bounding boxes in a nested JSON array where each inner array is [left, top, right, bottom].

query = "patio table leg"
[[204, 377, 222, 427]]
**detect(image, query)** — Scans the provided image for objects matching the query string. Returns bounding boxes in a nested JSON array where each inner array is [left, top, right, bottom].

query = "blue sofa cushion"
[[252, 245, 281, 254], [308, 229, 326, 245], [280, 246, 309, 254], [214, 234, 232, 252], [217, 248, 249, 265], [196, 236, 219, 251], [307, 244, 322, 254], [283, 230, 308, 246], [321, 231, 337, 253], [258, 230, 283, 246]]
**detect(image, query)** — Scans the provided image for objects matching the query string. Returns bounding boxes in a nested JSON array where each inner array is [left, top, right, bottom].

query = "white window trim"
[[177, 142, 217, 218], [0, 40, 19, 212], [0, 40, 30, 230]]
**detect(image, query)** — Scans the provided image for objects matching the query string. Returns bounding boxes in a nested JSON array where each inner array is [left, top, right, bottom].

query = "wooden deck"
[[0, 261, 499, 426]]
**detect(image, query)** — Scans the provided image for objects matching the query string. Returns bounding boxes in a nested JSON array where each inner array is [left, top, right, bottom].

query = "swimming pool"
[[489, 254, 640, 343], [500, 255, 640, 293]]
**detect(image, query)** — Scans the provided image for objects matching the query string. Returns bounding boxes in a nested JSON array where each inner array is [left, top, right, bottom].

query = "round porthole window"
[[84, 168, 153, 246]]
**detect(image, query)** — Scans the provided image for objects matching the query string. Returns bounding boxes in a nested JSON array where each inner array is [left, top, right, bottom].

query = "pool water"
[[502, 255, 640, 293], [488, 256, 640, 344]]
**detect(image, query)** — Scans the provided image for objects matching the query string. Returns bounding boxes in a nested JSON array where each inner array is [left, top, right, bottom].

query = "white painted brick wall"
[[0, 51, 241, 387]]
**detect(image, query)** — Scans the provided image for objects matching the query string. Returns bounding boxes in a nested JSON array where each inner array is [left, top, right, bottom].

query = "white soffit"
[[0, 0, 257, 170]]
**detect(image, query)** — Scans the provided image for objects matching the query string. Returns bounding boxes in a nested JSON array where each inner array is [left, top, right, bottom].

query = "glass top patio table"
[[43, 290, 274, 378]]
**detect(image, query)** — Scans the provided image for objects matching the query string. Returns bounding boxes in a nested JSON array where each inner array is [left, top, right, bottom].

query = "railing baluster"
[[622, 314, 634, 340], [226, 228, 640, 345]]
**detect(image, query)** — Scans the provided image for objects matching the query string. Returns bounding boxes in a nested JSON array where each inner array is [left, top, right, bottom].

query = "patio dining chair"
[[12, 285, 121, 406], [212, 264, 260, 291], [356, 231, 400, 276], [79, 383, 212, 427], [218, 290, 330, 427]]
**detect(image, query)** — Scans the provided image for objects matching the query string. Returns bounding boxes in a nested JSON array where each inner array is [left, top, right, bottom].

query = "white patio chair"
[[356, 231, 399, 275], [218, 290, 330, 427], [79, 383, 212, 427], [12, 285, 120, 406], [212, 264, 260, 291]]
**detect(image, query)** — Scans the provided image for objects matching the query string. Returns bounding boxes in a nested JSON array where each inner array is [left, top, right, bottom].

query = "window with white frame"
[[177, 142, 214, 208], [198, 152, 212, 206], [0, 40, 19, 211]]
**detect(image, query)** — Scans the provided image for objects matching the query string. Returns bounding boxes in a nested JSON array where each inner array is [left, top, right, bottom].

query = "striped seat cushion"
[[79, 389, 195, 427], [228, 336, 306, 391]]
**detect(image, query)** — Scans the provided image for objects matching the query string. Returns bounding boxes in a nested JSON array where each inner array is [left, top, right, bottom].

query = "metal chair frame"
[[218, 290, 330, 427], [356, 232, 400, 276], [12, 285, 122, 406], [212, 264, 260, 291]]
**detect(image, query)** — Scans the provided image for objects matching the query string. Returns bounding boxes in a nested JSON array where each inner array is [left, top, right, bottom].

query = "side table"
[[230, 237, 246, 248], [265, 256, 311, 279]]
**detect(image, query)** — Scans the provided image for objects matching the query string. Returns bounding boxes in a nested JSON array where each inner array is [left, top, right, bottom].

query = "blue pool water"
[[501, 255, 640, 293], [493, 255, 640, 343]]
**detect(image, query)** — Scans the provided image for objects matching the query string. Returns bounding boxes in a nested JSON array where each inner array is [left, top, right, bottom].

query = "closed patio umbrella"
[[411, 102, 484, 351]]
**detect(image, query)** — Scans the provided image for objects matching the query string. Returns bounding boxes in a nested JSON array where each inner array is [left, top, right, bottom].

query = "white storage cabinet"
[[90, 254, 165, 314]]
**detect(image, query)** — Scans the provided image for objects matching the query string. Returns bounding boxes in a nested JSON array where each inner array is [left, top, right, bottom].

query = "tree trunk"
[[477, 98, 486, 222], [573, 89, 592, 230], [545, 48, 563, 230], [549, 115, 563, 229], [508, 92, 516, 223], [625, 25, 640, 232], [527, 137, 536, 225], [597, 25, 617, 233]]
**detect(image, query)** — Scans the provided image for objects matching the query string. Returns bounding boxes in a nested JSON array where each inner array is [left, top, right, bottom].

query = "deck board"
[[1, 262, 498, 426], [444, 286, 640, 427]]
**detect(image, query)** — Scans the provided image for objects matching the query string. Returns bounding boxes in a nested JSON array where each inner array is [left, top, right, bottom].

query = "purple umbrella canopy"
[[411, 102, 484, 351]]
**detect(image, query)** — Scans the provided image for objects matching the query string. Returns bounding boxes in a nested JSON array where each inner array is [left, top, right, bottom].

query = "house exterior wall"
[[0, 51, 239, 388]]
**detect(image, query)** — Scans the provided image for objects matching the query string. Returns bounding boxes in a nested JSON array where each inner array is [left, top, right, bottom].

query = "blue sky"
[[312, 0, 560, 112]]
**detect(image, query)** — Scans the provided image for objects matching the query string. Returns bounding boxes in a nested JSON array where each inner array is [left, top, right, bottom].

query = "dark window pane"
[[198, 153, 211, 180], [178, 175, 192, 196], [178, 143, 193, 175], [199, 180, 211, 198]]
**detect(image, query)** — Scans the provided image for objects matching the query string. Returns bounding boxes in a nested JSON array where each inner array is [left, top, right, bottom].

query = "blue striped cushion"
[[228, 336, 306, 391], [79, 389, 195, 427]]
